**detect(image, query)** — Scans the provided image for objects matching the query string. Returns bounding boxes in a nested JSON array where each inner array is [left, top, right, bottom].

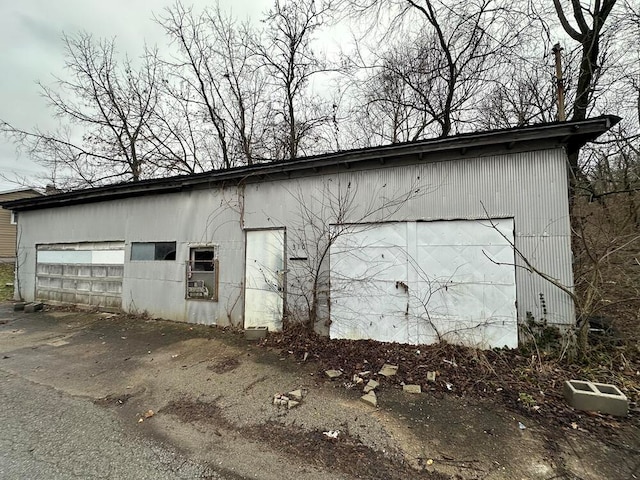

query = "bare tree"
[[255, 0, 334, 159], [1, 32, 161, 188], [343, 0, 529, 138]]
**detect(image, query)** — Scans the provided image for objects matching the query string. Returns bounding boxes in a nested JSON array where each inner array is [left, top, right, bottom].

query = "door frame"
[[243, 227, 287, 330]]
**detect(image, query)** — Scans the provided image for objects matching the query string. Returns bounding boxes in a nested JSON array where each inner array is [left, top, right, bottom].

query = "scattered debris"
[[426, 371, 437, 382], [13, 302, 26, 312], [323, 430, 340, 439], [303, 352, 309, 362], [244, 326, 268, 341], [352, 374, 364, 384], [518, 421, 526, 430], [273, 390, 306, 409], [288, 389, 303, 402], [361, 390, 378, 407], [443, 358, 458, 367], [144, 409, 155, 418], [363, 379, 379, 393], [24, 302, 43, 313], [325, 369, 343, 379], [403, 384, 422, 394], [378, 364, 398, 377], [445, 382, 453, 391], [426, 459, 434, 466]]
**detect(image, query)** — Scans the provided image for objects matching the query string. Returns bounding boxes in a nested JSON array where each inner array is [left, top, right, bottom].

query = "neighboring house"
[[0, 188, 42, 262], [1, 117, 619, 348]]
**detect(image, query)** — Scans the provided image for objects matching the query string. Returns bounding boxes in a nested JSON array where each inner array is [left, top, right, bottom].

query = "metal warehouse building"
[[2, 116, 618, 349]]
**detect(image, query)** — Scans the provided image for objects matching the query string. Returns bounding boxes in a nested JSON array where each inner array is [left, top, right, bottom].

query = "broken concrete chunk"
[[426, 371, 437, 382], [24, 302, 44, 313], [325, 369, 342, 379], [13, 302, 26, 312], [378, 364, 398, 377], [288, 389, 303, 401], [363, 379, 379, 393], [403, 384, 422, 394], [361, 391, 377, 407], [287, 400, 300, 409]]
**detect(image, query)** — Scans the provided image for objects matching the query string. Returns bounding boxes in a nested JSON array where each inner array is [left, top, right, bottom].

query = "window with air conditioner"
[[186, 247, 218, 301]]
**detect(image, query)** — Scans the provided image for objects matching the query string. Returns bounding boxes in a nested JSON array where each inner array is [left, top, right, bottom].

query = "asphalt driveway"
[[0, 303, 635, 479]]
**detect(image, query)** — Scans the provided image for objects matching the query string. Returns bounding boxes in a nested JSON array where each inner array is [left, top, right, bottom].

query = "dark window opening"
[[131, 242, 176, 261]]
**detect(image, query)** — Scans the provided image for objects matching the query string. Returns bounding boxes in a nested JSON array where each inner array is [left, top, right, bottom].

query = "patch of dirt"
[[207, 356, 241, 374], [94, 392, 134, 407], [159, 397, 232, 430], [246, 422, 452, 480], [161, 396, 450, 479], [262, 324, 640, 437]]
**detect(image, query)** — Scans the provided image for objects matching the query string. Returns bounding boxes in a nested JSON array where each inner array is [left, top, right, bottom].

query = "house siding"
[[0, 189, 41, 260]]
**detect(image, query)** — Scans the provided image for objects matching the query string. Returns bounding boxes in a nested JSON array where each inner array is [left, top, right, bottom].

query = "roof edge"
[[2, 115, 620, 212]]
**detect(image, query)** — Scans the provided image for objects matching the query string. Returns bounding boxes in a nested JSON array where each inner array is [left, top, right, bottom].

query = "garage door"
[[330, 220, 517, 348], [36, 242, 124, 309]]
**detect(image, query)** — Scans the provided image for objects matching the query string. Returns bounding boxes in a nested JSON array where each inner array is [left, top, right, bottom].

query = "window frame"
[[130, 242, 177, 261], [185, 245, 219, 301], [10, 211, 17, 225]]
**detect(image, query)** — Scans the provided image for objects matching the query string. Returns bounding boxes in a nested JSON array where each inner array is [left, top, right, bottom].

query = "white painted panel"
[[330, 219, 517, 348], [244, 229, 285, 331], [92, 250, 125, 265], [331, 223, 409, 342], [37, 250, 92, 264]]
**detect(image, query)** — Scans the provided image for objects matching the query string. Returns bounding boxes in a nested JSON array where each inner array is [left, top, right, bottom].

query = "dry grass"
[[0, 263, 14, 302]]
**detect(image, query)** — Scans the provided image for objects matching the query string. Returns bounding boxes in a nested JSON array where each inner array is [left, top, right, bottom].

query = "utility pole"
[[552, 43, 566, 121]]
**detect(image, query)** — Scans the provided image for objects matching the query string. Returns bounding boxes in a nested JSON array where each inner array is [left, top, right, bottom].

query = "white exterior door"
[[244, 229, 285, 331], [330, 219, 517, 348]]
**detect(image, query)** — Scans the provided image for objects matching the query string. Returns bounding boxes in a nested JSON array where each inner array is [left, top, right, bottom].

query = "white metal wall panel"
[[244, 229, 285, 331], [330, 223, 410, 342], [330, 219, 517, 348]]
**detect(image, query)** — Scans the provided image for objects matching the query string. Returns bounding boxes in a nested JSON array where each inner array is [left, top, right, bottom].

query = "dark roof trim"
[[2, 116, 620, 212]]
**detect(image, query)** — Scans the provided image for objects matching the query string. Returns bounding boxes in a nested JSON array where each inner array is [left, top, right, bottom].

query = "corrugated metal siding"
[[16, 188, 245, 325], [16, 148, 575, 330], [244, 148, 574, 327]]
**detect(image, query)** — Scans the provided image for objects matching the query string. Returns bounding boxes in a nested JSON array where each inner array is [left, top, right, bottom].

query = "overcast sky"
[[0, 0, 274, 192]]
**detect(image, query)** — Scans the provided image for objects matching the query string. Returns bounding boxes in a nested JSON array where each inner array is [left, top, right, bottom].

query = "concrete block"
[[24, 302, 43, 313], [361, 391, 377, 407], [403, 384, 422, 394], [564, 380, 628, 417], [378, 364, 398, 377], [13, 302, 27, 311], [288, 389, 303, 401], [363, 380, 379, 393], [287, 400, 300, 409], [244, 326, 268, 341]]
